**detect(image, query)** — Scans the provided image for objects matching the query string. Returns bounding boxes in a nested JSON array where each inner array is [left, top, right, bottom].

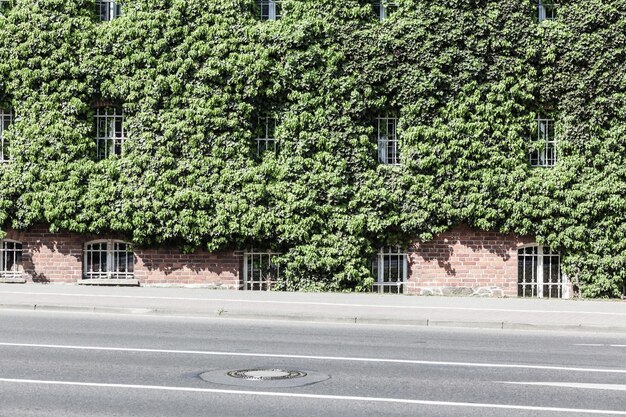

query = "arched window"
[[518, 245, 566, 298], [94, 107, 125, 160], [84, 240, 134, 280], [0, 239, 22, 279]]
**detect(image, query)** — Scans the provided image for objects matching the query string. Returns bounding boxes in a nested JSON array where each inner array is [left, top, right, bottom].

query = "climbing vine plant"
[[0, 0, 625, 296]]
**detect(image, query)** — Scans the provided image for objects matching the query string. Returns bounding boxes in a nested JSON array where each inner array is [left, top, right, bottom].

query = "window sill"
[[78, 278, 139, 286], [0, 276, 26, 284]]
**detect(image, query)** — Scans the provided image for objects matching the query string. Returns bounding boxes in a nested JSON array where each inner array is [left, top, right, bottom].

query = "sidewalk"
[[1, 283, 626, 333]]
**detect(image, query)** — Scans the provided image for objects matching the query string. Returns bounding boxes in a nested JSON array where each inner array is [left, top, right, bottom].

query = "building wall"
[[3, 225, 538, 296], [3, 227, 240, 288], [407, 225, 535, 297]]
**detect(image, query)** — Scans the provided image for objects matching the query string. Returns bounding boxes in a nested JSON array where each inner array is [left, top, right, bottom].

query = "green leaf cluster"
[[1, 0, 625, 296]]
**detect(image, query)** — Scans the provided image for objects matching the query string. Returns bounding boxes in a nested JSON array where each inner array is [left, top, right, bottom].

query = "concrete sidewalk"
[[1, 283, 626, 333]]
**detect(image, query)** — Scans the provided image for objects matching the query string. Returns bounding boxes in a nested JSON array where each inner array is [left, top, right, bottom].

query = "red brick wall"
[[407, 225, 535, 297], [4, 225, 539, 296], [3, 227, 240, 288]]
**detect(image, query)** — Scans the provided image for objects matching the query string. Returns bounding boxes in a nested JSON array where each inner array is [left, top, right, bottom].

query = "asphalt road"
[[0, 310, 625, 416]]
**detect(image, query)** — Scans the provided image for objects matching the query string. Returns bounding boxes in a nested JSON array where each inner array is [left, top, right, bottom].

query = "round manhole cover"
[[227, 369, 307, 381], [199, 368, 329, 388]]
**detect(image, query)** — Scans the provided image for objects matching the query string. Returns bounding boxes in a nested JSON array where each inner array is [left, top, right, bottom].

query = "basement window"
[[371, 247, 407, 293], [0, 240, 22, 280], [96, 0, 122, 21], [95, 107, 125, 160], [537, 1, 557, 22], [529, 117, 556, 167], [377, 116, 400, 165], [0, 109, 12, 163], [242, 250, 280, 290], [257, 0, 281, 21], [255, 116, 277, 155], [84, 240, 134, 280], [518, 245, 566, 298]]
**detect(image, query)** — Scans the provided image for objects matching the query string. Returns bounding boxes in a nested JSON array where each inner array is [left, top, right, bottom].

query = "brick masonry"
[[3, 226, 240, 288], [2, 225, 541, 296], [407, 225, 535, 297]]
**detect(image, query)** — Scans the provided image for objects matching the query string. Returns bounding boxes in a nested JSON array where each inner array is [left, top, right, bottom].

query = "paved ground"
[[1, 310, 626, 416], [1, 284, 626, 332]]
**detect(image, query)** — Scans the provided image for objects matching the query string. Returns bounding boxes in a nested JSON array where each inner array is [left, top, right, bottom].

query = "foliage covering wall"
[[1, 0, 625, 296]]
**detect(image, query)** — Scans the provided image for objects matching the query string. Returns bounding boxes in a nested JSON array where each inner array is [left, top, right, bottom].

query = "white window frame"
[[0, 109, 13, 163], [256, 116, 277, 154], [518, 245, 568, 299], [372, 246, 407, 294], [257, 0, 281, 21], [0, 239, 22, 279], [537, 1, 557, 22], [84, 240, 134, 280], [96, 0, 122, 21], [95, 107, 125, 159], [372, 2, 396, 21], [530, 117, 556, 167], [377, 116, 400, 165], [242, 250, 280, 290]]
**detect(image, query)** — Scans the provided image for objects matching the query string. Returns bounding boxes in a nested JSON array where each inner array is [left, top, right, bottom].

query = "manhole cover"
[[227, 369, 307, 381], [199, 368, 328, 388]]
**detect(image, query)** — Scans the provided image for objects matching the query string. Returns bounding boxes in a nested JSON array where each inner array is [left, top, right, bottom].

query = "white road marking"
[[1, 342, 626, 374], [0, 377, 625, 415], [1, 290, 626, 316], [575, 344, 626, 348], [500, 381, 626, 392]]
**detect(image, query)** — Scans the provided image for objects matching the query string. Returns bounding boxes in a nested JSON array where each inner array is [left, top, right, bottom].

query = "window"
[[377, 116, 400, 165], [530, 117, 556, 167], [0, 240, 22, 279], [84, 240, 134, 280], [96, 0, 122, 21], [371, 247, 407, 293], [95, 107, 125, 159], [242, 250, 280, 290], [537, 1, 557, 22], [372, 2, 397, 21], [255, 116, 277, 154], [0, 109, 12, 163], [257, 0, 281, 21], [518, 246, 566, 298]]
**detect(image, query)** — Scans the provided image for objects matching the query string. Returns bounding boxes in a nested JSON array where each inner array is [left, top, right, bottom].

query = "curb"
[[3, 302, 626, 334]]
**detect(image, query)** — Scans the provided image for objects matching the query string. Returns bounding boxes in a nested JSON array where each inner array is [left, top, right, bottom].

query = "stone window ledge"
[[77, 278, 139, 286]]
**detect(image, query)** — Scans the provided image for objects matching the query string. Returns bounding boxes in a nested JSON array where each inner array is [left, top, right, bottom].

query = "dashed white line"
[[1, 342, 626, 374], [500, 381, 626, 392], [1, 377, 625, 415]]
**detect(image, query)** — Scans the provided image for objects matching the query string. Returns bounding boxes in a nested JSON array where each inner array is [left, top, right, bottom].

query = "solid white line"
[[2, 290, 626, 316], [1, 342, 625, 374], [574, 344, 605, 347], [0, 377, 625, 415], [500, 381, 626, 392]]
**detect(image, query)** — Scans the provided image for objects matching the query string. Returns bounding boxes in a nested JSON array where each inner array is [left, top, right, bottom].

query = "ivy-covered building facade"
[[0, 0, 624, 298]]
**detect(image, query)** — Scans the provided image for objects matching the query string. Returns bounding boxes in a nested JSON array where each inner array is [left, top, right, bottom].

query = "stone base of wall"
[[4, 227, 240, 288], [407, 225, 535, 297]]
